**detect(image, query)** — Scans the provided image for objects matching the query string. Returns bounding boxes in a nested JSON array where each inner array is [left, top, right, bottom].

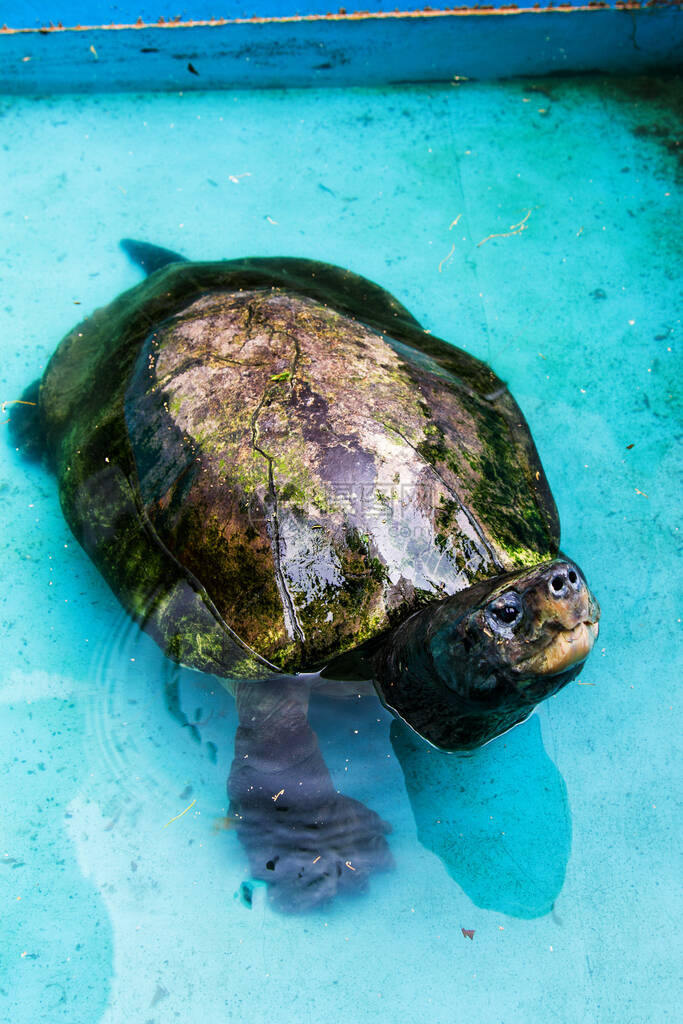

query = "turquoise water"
[[1, 77, 680, 1022]]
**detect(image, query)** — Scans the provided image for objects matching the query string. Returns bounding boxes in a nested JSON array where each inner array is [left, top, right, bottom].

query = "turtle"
[[12, 239, 600, 910]]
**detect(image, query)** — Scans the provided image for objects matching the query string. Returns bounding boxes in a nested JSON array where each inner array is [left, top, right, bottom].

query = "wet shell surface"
[[39, 259, 559, 674]]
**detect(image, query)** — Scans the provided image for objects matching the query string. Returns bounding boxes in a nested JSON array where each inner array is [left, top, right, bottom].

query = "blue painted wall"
[[5, 0, 624, 28], [2, 2, 681, 89]]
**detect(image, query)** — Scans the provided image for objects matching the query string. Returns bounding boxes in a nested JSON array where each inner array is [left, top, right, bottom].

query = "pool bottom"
[[0, 75, 680, 1023]]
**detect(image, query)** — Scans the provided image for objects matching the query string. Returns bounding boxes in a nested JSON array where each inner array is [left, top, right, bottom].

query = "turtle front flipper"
[[120, 238, 189, 276], [228, 678, 393, 912]]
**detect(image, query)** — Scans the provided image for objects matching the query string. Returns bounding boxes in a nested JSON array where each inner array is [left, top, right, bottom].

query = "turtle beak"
[[525, 618, 599, 676], [515, 560, 600, 680]]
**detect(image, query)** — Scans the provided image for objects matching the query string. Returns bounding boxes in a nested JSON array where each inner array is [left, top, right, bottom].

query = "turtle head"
[[375, 558, 600, 751], [435, 558, 600, 703]]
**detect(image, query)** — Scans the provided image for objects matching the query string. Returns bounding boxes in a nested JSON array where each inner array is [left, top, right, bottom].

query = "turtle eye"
[[487, 592, 523, 630]]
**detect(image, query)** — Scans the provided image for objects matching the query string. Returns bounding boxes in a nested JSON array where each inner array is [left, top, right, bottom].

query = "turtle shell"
[[38, 258, 559, 676]]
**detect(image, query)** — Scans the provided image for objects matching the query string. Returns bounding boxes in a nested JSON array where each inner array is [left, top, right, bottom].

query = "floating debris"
[[1, 399, 37, 414], [478, 209, 531, 248], [163, 798, 197, 828], [438, 244, 455, 273]]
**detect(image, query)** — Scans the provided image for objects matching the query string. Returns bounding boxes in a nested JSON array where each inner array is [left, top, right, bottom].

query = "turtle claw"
[[235, 795, 393, 913]]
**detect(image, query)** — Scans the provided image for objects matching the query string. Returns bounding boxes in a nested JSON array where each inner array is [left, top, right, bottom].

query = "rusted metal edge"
[[1, 3, 678, 35]]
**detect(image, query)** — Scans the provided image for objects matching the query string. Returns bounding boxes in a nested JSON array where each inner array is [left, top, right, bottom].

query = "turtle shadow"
[[391, 713, 571, 919]]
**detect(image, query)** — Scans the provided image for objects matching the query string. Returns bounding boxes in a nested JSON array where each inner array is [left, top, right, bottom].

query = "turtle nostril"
[[568, 569, 578, 585], [551, 574, 565, 593]]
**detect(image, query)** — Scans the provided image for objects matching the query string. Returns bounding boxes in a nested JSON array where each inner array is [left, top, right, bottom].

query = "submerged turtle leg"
[[7, 379, 47, 461], [228, 678, 393, 912]]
